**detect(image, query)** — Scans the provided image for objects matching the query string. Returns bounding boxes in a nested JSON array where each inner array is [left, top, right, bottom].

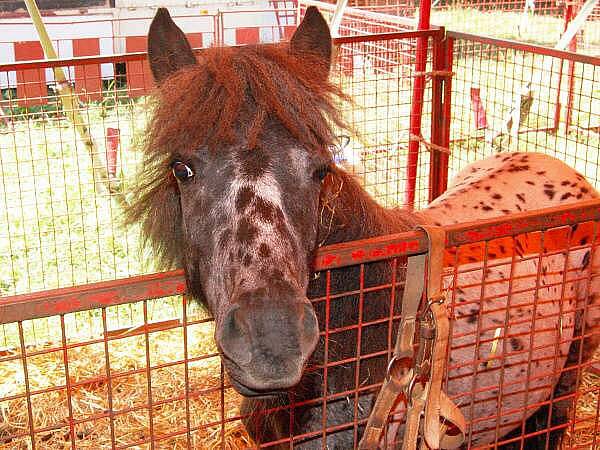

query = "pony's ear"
[[148, 8, 197, 83], [290, 7, 332, 71]]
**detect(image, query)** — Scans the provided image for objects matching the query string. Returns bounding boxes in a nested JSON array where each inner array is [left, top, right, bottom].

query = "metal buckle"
[[423, 293, 445, 314], [386, 355, 412, 381], [385, 354, 399, 380], [405, 375, 418, 407]]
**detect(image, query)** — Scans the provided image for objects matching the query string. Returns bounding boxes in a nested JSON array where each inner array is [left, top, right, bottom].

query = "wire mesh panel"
[[428, 0, 600, 56], [220, 5, 298, 45], [447, 34, 600, 189], [0, 6, 599, 448], [0, 27, 437, 297], [1, 201, 599, 448], [332, 32, 438, 209], [301, 0, 418, 34], [0, 273, 253, 448], [0, 54, 156, 297]]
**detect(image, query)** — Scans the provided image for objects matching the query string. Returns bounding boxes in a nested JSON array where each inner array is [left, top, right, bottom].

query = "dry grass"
[[0, 322, 254, 449], [569, 365, 600, 449]]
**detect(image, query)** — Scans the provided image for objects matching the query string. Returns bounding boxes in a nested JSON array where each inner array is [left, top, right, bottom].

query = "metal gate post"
[[405, 0, 432, 210], [428, 32, 453, 203]]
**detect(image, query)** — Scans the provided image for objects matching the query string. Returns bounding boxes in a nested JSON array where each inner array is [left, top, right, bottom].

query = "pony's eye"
[[313, 165, 329, 182], [171, 161, 194, 181]]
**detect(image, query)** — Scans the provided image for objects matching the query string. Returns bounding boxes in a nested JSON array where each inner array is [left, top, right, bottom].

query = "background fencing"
[[334, 0, 600, 55], [446, 33, 600, 187], [0, 5, 299, 104]]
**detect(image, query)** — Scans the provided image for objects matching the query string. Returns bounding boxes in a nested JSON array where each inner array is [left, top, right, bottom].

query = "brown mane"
[[126, 43, 349, 269]]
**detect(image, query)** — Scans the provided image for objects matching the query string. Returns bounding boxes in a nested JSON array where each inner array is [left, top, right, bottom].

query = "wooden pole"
[[330, 0, 348, 37], [22, 0, 129, 209]]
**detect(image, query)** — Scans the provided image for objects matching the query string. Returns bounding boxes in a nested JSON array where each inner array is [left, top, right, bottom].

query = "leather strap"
[[421, 226, 448, 449], [402, 385, 426, 450], [358, 226, 466, 450], [395, 252, 427, 360]]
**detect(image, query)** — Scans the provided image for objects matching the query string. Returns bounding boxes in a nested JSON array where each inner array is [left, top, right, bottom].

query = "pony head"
[[132, 7, 346, 397]]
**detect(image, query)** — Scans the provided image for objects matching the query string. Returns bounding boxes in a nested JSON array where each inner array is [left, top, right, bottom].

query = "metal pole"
[[429, 35, 453, 202], [22, 0, 129, 208], [429, 34, 444, 203], [405, 0, 432, 209]]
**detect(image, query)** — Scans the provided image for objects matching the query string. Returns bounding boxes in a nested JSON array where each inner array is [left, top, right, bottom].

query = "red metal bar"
[[428, 30, 452, 202], [446, 30, 600, 66], [60, 314, 77, 449], [405, 0, 432, 209], [142, 299, 156, 450], [0, 200, 599, 326], [0, 51, 148, 71], [181, 295, 193, 447], [352, 264, 365, 444], [321, 269, 332, 444], [0, 270, 186, 324], [18, 321, 37, 450], [439, 35, 453, 195], [314, 198, 600, 270], [333, 28, 443, 44]]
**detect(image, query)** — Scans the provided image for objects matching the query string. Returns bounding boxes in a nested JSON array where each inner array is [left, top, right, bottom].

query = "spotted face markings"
[[236, 218, 258, 245], [218, 228, 232, 247], [254, 197, 279, 223], [226, 165, 301, 291], [243, 254, 252, 266], [258, 243, 271, 258], [235, 186, 255, 212]]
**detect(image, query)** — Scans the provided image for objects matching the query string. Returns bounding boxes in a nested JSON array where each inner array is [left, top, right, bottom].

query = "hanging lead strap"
[[419, 226, 465, 450], [358, 226, 466, 450]]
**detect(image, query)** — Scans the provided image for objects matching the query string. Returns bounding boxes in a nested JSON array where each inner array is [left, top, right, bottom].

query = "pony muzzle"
[[217, 299, 319, 393]]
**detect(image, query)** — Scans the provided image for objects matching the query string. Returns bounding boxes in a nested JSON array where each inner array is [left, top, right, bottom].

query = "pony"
[[128, 7, 600, 448]]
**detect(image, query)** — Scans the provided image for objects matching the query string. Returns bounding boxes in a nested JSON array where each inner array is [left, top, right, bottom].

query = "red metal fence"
[[330, 0, 600, 55], [0, 6, 301, 105], [1, 200, 599, 448]]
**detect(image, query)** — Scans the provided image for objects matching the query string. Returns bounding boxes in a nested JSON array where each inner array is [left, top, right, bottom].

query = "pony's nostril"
[[219, 308, 252, 366]]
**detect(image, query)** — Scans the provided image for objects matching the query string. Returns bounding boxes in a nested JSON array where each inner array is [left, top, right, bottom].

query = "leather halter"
[[359, 226, 466, 449]]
